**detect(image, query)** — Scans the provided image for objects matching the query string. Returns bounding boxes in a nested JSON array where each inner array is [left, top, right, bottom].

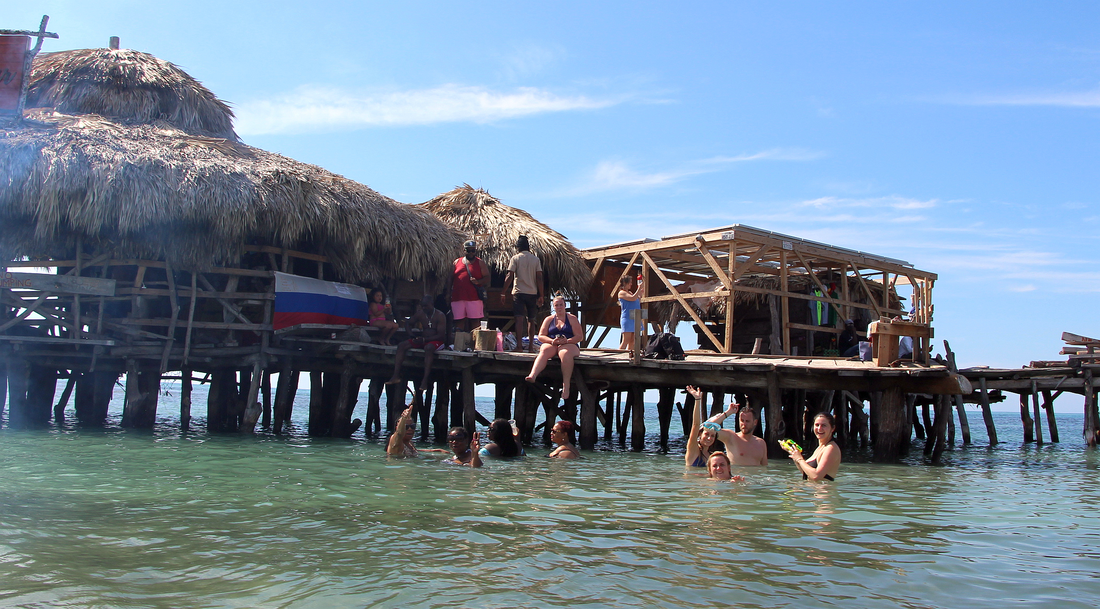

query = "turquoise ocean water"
[[1, 383, 1098, 608]]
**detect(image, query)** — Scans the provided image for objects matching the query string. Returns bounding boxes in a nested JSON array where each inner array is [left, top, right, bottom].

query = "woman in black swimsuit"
[[525, 296, 582, 399], [786, 412, 841, 481]]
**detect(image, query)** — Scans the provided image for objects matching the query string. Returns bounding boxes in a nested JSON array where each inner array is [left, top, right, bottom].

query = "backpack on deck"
[[643, 332, 685, 361]]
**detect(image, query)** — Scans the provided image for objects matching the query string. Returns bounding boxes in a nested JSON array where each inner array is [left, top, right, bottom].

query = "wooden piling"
[[6, 357, 28, 428], [511, 380, 527, 439], [873, 386, 908, 462], [307, 370, 324, 436], [207, 369, 231, 432], [1083, 368, 1097, 447], [53, 374, 75, 425], [75, 370, 115, 426], [330, 359, 356, 438], [272, 368, 299, 435], [180, 368, 192, 432], [1041, 389, 1059, 443], [260, 371, 272, 429], [630, 384, 645, 451], [122, 360, 159, 429], [1030, 380, 1043, 446], [494, 383, 513, 420], [0, 361, 6, 428], [575, 369, 598, 450], [432, 378, 449, 440], [461, 367, 476, 433], [365, 377, 384, 435], [929, 395, 950, 464], [241, 361, 264, 433], [26, 365, 57, 427], [1019, 392, 1034, 443], [764, 371, 784, 458], [657, 387, 675, 452], [978, 377, 998, 445]]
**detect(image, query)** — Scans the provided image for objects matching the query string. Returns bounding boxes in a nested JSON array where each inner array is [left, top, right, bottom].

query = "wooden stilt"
[[1083, 368, 1097, 447], [617, 391, 627, 446], [834, 390, 847, 447], [911, 397, 926, 440], [873, 386, 907, 462], [273, 367, 299, 435], [0, 360, 6, 428], [511, 380, 526, 439], [947, 403, 956, 446], [521, 383, 540, 444], [929, 395, 950, 464], [764, 371, 784, 459], [657, 387, 675, 452], [6, 357, 29, 429], [180, 367, 192, 432], [944, 340, 971, 445], [574, 368, 598, 450], [1030, 380, 1043, 446], [461, 367, 476, 434], [53, 374, 76, 425], [630, 384, 645, 451], [419, 381, 433, 441], [1020, 392, 1034, 443], [260, 371, 272, 429], [1041, 389, 1059, 443], [844, 391, 869, 448], [494, 383, 513, 420], [365, 377, 383, 435], [241, 361, 264, 433], [448, 380, 463, 428], [604, 390, 614, 441], [388, 379, 407, 431], [26, 365, 57, 427], [979, 377, 998, 445], [330, 358, 356, 438], [307, 370, 324, 436], [433, 378, 449, 441]]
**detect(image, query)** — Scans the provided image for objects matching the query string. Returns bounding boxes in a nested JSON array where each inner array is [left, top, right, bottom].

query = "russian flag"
[[273, 272, 371, 330]]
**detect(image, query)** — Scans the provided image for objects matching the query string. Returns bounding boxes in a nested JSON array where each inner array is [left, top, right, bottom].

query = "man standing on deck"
[[449, 239, 490, 333], [501, 235, 544, 353], [387, 295, 447, 397]]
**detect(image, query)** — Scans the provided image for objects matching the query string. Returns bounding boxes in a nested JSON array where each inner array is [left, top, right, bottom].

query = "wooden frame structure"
[[581, 224, 937, 360]]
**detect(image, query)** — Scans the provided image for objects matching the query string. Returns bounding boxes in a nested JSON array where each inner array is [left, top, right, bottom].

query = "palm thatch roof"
[[418, 185, 592, 297], [0, 48, 462, 284], [26, 49, 237, 140]]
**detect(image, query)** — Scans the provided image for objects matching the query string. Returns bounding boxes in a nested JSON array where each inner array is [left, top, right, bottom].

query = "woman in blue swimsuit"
[[617, 275, 643, 351], [526, 296, 583, 399]]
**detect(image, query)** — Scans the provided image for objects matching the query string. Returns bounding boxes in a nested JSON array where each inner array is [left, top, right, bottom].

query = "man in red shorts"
[[387, 295, 448, 394], [449, 240, 490, 332]]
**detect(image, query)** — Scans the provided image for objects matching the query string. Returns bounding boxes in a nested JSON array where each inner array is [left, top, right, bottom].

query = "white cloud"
[[571, 149, 824, 194], [499, 43, 563, 80], [234, 84, 619, 135], [800, 195, 938, 211]]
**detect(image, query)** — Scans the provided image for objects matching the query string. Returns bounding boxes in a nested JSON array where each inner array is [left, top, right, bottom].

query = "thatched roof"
[[418, 185, 592, 297], [26, 49, 237, 140], [0, 48, 462, 284]]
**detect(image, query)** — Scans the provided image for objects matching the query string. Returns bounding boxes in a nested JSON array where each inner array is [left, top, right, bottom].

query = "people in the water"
[[548, 420, 580, 459], [787, 412, 841, 481]]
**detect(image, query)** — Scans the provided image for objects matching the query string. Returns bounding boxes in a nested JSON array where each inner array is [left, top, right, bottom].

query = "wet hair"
[[814, 412, 836, 428], [516, 235, 530, 251], [447, 426, 468, 441], [553, 420, 577, 445], [489, 419, 521, 458], [707, 452, 730, 470]]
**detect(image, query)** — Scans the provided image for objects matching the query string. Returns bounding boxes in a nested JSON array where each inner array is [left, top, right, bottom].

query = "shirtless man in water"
[[723, 404, 768, 467]]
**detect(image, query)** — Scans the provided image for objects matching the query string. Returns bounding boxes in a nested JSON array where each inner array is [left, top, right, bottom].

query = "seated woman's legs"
[[526, 342, 557, 382]]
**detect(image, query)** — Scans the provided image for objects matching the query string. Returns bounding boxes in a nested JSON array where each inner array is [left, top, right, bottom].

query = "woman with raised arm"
[[684, 385, 738, 467], [548, 420, 580, 459], [386, 404, 419, 457], [525, 296, 582, 399], [787, 412, 841, 481], [479, 418, 525, 459]]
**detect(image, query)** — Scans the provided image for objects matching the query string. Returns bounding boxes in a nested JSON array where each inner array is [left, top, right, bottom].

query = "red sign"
[[0, 35, 29, 113]]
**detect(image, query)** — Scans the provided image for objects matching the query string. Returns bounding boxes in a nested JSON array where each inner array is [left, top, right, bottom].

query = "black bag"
[[464, 258, 488, 301], [643, 332, 685, 360]]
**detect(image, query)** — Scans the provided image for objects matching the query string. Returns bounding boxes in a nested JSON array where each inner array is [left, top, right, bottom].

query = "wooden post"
[[241, 361, 264, 433], [461, 367, 477, 434], [978, 377, 998, 445], [6, 357, 29, 428], [494, 383, 513, 420], [433, 378, 449, 441], [53, 374, 75, 425], [1084, 368, 1097, 447], [511, 380, 526, 439], [260, 371, 272, 429], [630, 384, 645, 451], [180, 367, 192, 432], [122, 360, 142, 429], [273, 368, 299, 435], [929, 395, 950, 464], [307, 370, 324, 436], [364, 377, 384, 435], [873, 386, 908, 462], [522, 383, 540, 444], [657, 386, 675, 451], [330, 358, 356, 437], [1030, 380, 1043, 445], [834, 390, 847, 447], [574, 369, 598, 450], [605, 390, 615, 441], [1019, 392, 1034, 443], [768, 295, 783, 355], [764, 371, 784, 458], [944, 341, 971, 445], [780, 250, 790, 355], [1041, 390, 1059, 443]]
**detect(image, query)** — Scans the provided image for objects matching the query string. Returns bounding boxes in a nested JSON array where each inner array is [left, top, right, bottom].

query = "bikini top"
[[802, 458, 836, 482], [547, 316, 574, 339]]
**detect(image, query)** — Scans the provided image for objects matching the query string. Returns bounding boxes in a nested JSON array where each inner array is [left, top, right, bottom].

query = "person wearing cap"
[[501, 235, 544, 353], [449, 239, 491, 333]]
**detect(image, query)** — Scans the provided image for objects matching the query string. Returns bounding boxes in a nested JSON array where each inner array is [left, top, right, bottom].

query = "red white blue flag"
[[273, 272, 370, 330]]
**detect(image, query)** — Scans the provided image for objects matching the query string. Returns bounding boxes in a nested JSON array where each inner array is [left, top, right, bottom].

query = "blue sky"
[[11, 2, 1100, 369]]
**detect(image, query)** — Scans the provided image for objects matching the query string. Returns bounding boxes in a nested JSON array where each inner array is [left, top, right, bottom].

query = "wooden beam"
[[639, 251, 724, 353]]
